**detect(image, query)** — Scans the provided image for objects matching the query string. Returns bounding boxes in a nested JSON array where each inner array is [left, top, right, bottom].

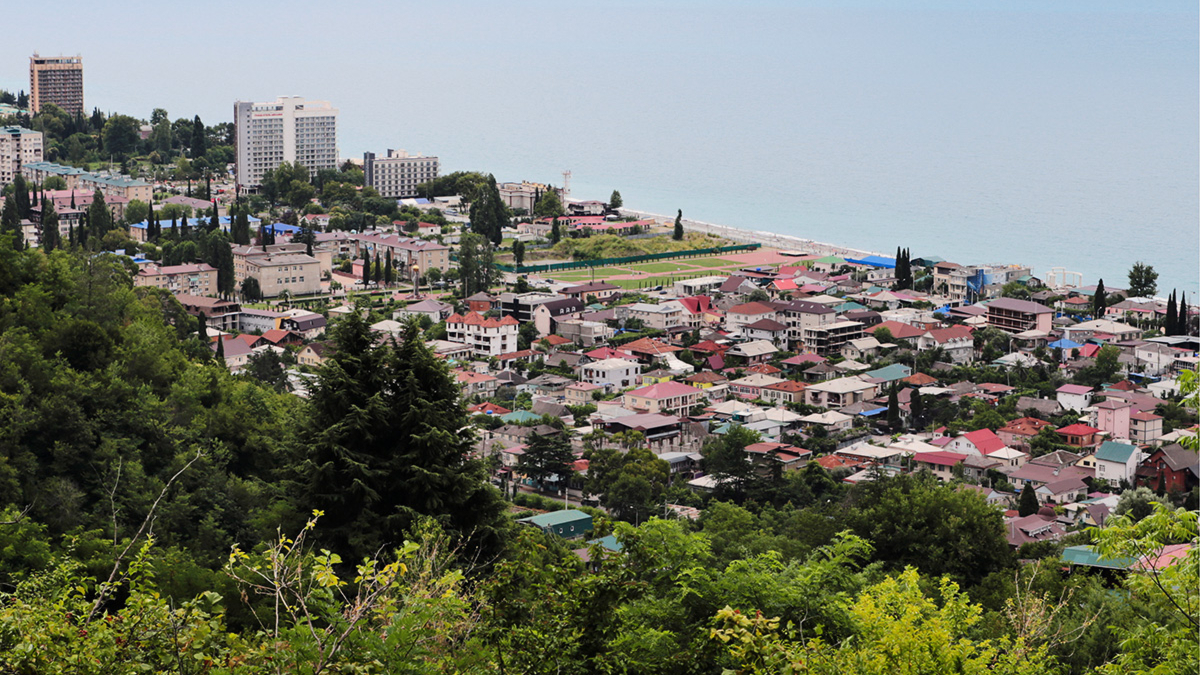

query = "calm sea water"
[[7, 1, 1197, 295]]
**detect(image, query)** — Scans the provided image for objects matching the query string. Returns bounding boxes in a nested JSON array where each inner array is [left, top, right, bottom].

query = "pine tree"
[[1093, 279, 1107, 318], [293, 315, 507, 563], [1018, 482, 1039, 517], [519, 432, 575, 493], [673, 209, 684, 241]]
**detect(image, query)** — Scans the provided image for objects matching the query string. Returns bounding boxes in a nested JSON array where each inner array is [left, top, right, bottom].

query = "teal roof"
[[1095, 440, 1138, 464], [865, 363, 912, 381], [519, 509, 592, 528], [835, 301, 867, 312], [501, 410, 541, 423], [1061, 545, 1135, 570], [23, 161, 87, 176], [587, 534, 623, 552]]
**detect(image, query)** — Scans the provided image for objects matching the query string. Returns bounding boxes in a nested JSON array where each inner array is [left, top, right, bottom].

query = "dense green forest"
[[0, 239, 1194, 673]]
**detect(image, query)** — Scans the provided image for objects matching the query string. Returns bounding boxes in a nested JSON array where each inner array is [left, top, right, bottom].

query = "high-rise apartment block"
[[233, 96, 338, 189], [0, 126, 43, 185], [363, 150, 439, 199], [30, 54, 84, 115]]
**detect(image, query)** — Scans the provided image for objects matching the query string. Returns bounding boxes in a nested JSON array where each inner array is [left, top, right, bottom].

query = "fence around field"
[[494, 243, 761, 274]]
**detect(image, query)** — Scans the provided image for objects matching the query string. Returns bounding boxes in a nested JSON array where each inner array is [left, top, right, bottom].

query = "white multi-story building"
[[445, 311, 519, 357], [234, 96, 338, 188], [0, 127, 43, 186], [363, 150, 439, 199]]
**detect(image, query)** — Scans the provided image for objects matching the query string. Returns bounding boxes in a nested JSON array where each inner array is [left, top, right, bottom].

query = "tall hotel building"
[[0, 126, 44, 186], [363, 150, 440, 199], [30, 54, 84, 115], [233, 96, 338, 189]]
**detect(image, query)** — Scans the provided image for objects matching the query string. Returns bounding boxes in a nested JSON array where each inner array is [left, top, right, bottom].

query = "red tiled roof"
[[447, 311, 519, 328], [729, 301, 776, 315], [874, 320, 925, 340], [623, 337, 681, 355], [961, 429, 1007, 454], [1057, 423, 1101, 436], [765, 380, 807, 392], [915, 451, 969, 467], [903, 372, 938, 386]]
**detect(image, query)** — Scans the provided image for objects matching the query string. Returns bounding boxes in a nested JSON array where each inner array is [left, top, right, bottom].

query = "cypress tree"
[[362, 253, 372, 286], [216, 336, 225, 359], [673, 209, 684, 241], [192, 115, 207, 158], [70, 190, 76, 210], [209, 205, 219, 233], [1018, 483, 1039, 517], [374, 252, 381, 287], [41, 199, 60, 252], [1165, 291, 1178, 335], [886, 385, 900, 429], [197, 311, 208, 341], [1093, 279, 1107, 318], [68, 221, 74, 246], [1180, 293, 1190, 335], [384, 249, 394, 285]]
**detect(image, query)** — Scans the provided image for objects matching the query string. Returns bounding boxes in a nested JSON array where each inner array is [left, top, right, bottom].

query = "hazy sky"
[[5, 0, 1197, 292]]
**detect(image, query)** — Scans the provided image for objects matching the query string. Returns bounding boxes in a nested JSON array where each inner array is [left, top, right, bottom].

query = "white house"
[[579, 358, 641, 390], [1093, 440, 1141, 487], [1056, 384, 1094, 413]]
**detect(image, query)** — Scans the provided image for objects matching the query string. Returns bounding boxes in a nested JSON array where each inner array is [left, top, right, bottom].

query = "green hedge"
[[496, 243, 761, 274]]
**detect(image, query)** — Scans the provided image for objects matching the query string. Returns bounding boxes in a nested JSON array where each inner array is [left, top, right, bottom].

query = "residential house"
[[565, 382, 603, 406], [1061, 318, 1142, 344], [456, 370, 499, 398], [1056, 423, 1102, 449], [1004, 513, 1066, 548], [280, 311, 327, 339], [740, 318, 789, 344], [728, 373, 786, 400], [211, 337, 255, 371], [394, 298, 452, 323], [445, 312, 520, 357], [799, 411, 853, 433], [762, 380, 807, 406], [556, 319, 614, 347], [623, 381, 702, 416], [725, 340, 778, 365], [801, 320, 865, 356], [997, 417, 1054, 450], [986, 298, 1054, 334], [244, 253, 322, 298], [498, 292, 560, 322], [621, 302, 685, 331], [1094, 398, 1132, 441], [725, 301, 777, 333], [841, 336, 882, 362], [987, 447, 1029, 470], [1129, 411, 1163, 445], [352, 231, 451, 273], [1134, 342, 1177, 377], [916, 325, 975, 364], [533, 298, 586, 336], [1136, 444, 1199, 493], [685, 371, 728, 389], [133, 263, 218, 296], [174, 294, 242, 332], [1036, 477, 1088, 505], [913, 451, 968, 481], [297, 342, 334, 367], [465, 292, 496, 312], [1016, 396, 1063, 418], [946, 428, 1007, 457], [1093, 440, 1141, 487], [559, 282, 621, 302], [1056, 384, 1094, 412], [804, 377, 878, 409], [579, 358, 641, 390], [744, 442, 812, 475], [622, 337, 682, 364]]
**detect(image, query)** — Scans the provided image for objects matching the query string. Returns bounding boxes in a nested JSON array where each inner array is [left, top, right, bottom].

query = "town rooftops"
[[960, 429, 1007, 454], [446, 311, 519, 328], [1057, 423, 1101, 436], [914, 451, 969, 467], [1056, 384, 1094, 395], [561, 281, 620, 295], [728, 301, 776, 315]]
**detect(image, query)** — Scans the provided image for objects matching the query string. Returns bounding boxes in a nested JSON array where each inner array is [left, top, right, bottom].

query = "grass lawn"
[[627, 261, 701, 274]]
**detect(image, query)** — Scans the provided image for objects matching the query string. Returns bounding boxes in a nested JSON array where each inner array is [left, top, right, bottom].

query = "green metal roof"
[[865, 363, 912, 382], [588, 534, 623, 552], [1061, 545, 1135, 570], [519, 509, 592, 528], [501, 410, 541, 423], [1095, 440, 1138, 464]]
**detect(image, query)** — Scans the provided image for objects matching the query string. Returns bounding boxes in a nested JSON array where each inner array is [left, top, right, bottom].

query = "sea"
[[6, 0, 1198, 295]]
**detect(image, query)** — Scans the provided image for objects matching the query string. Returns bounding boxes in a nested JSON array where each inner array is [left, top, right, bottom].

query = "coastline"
[[616, 208, 883, 261]]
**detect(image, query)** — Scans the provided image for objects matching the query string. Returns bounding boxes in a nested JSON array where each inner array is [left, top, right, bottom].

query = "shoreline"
[[616, 208, 884, 261]]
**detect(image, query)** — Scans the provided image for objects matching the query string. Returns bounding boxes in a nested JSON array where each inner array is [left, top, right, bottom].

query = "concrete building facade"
[[363, 150, 439, 199], [0, 127, 43, 186], [30, 54, 84, 115], [234, 96, 338, 188]]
